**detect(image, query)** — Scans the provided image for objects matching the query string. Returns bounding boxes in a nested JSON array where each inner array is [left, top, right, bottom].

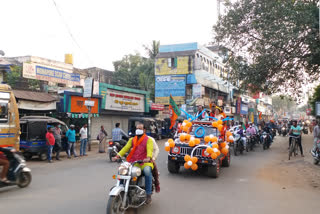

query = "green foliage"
[[143, 40, 160, 59], [28, 79, 41, 90], [309, 84, 320, 115], [272, 95, 296, 114], [112, 41, 159, 101], [7, 65, 22, 88], [214, 0, 320, 95]]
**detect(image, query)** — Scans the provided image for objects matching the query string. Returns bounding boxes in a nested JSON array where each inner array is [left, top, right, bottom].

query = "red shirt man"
[[46, 130, 55, 146]]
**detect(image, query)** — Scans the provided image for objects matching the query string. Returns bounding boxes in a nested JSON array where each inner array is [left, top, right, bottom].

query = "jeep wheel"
[[222, 152, 231, 167], [207, 161, 220, 178], [168, 160, 180, 174]]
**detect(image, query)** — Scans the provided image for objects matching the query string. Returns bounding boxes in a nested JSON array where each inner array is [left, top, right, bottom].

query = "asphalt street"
[[0, 135, 319, 214]]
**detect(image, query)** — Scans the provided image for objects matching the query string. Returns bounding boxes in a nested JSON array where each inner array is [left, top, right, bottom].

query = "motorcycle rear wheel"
[[106, 195, 125, 214], [109, 151, 117, 162]]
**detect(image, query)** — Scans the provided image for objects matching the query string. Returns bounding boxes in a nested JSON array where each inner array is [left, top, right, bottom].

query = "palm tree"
[[143, 40, 160, 59]]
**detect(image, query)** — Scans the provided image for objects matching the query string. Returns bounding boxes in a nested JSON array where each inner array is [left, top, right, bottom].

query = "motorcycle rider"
[[289, 120, 304, 157], [312, 119, 320, 153], [0, 147, 15, 183], [238, 122, 247, 150], [112, 123, 129, 146], [113, 123, 154, 204]]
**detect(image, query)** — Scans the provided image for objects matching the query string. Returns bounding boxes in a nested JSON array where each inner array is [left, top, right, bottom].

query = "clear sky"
[[0, 0, 220, 70]]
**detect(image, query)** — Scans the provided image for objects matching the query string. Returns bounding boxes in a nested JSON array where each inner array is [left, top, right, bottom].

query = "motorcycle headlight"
[[118, 163, 130, 175], [131, 166, 142, 177]]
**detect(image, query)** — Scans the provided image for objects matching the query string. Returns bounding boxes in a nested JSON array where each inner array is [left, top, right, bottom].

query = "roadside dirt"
[[257, 134, 320, 191]]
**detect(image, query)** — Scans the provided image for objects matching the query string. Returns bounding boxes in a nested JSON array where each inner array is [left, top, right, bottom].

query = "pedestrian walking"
[[80, 124, 88, 156], [53, 124, 62, 161], [66, 125, 78, 158], [97, 125, 108, 153], [150, 122, 157, 139], [46, 127, 55, 163], [312, 120, 320, 152]]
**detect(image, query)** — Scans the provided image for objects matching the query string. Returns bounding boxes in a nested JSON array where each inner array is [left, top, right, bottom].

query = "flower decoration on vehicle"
[[226, 131, 234, 143], [164, 138, 175, 152], [180, 120, 192, 133], [184, 155, 198, 171]]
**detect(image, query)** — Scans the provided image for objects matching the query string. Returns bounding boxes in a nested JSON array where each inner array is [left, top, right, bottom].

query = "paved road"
[[1, 135, 319, 214]]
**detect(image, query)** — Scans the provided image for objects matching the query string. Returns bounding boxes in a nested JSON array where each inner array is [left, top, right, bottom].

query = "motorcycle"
[[246, 132, 254, 151], [0, 150, 32, 189], [261, 131, 270, 150], [311, 141, 320, 165], [108, 136, 130, 162], [281, 127, 287, 136], [303, 126, 308, 135], [107, 159, 154, 214], [233, 132, 245, 156]]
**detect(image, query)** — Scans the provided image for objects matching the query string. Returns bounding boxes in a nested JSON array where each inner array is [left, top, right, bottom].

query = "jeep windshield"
[[189, 125, 220, 137]]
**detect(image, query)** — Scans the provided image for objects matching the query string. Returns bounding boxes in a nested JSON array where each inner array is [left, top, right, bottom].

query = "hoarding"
[[192, 84, 202, 98], [23, 62, 80, 85], [155, 75, 186, 105], [105, 89, 145, 112], [155, 56, 192, 75], [151, 103, 165, 111], [83, 77, 93, 98], [70, 96, 99, 114]]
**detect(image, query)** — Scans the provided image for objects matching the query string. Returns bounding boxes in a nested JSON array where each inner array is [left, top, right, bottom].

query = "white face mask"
[[135, 129, 144, 136]]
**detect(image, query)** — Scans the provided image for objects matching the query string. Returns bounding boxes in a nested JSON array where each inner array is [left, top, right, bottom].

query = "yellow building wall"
[[155, 56, 192, 75]]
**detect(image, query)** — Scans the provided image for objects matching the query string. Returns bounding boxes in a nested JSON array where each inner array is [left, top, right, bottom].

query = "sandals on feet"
[[1, 178, 10, 184]]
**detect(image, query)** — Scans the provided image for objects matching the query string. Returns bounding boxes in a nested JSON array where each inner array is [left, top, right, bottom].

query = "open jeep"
[[167, 121, 231, 178]]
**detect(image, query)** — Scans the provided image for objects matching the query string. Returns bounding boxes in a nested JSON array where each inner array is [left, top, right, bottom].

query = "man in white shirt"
[[80, 124, 88, 156]]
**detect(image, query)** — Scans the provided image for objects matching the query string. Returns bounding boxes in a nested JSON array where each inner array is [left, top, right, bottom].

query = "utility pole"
[[84, 77, 94, 151]]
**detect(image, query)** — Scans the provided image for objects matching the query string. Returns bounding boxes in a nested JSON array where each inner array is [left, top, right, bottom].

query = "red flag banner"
[[169, 95, 181, 129]]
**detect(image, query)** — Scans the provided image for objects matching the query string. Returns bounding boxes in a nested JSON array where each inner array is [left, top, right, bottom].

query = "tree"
[[7, 65, 22, 88], [143, 40, 160, 59], [213, 0, 320, 95], [272, 95, 297, 115], [112, 53, 155, 100], [309, 84, 320, 116]]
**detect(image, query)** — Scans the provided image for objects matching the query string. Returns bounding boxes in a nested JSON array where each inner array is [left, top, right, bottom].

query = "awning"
[[194, 70, 229, 94], [13, 90, 57, 102], [17, 100, 56, 111]]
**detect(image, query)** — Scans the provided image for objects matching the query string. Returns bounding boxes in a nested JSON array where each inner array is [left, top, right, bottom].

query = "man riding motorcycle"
[[289, 120, 304, 157], [113, 123, 154, 204], [0, 147, 15, 183]]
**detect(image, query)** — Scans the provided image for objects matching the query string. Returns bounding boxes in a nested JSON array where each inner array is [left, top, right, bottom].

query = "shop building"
[[91, 83, 150, 139], [155, 42, 237, 116]]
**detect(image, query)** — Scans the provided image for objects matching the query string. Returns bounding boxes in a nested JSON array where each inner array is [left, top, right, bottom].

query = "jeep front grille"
[[180, 147, 203, 156]]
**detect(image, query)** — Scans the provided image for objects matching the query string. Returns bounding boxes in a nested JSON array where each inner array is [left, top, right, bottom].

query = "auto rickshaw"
[[128, 117, 156, 137], [19, 116, 68, 160]]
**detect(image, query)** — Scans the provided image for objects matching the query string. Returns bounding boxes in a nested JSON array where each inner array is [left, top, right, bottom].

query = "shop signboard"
[[236, 97, 241, 114], [105, 89, 145, 112], [240, 103, 248, 115], [155, 75, 186, 105], [151, 103, 165, 111], [83, 77, 93, 98], [316, 102, 320, 116], [23, 62, 80, 85], [192, 84, 202, 98], [70, 96, 99, 114]]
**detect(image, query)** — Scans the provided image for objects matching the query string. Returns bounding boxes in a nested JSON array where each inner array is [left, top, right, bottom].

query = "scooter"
[[106, 159, 154, 214], [233, 131, 245, 156], [0, 149, 32, 188]]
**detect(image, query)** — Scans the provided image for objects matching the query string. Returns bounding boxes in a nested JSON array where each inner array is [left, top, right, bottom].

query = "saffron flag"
[[169, 95, 181, 129]]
